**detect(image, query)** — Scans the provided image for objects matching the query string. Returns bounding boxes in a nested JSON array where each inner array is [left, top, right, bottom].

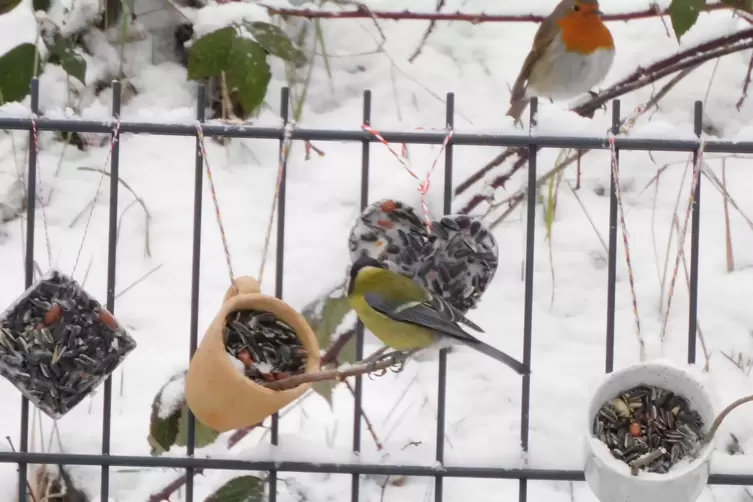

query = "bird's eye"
[[572, 4, 580, 11]]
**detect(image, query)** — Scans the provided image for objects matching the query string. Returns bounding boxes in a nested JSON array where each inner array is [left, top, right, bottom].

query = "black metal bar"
[[1, 449, 749, 484], [185, 83, 207, 502], [688, 101, 703, 364], [100, 79, 122, 502], [1, 116, 753, 152], [351, 89, 371, 502], [605, 101, 621, 374], [434, 92, 454, 502], [519, 97, 538, 502], [17, 76, 39, 502], [270, 86, 290, 502]]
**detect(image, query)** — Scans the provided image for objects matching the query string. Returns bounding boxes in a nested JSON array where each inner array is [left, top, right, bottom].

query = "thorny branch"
[[262, 3, 730, 23], [455, 27, 753, 215], [407, 0, 447, 63]]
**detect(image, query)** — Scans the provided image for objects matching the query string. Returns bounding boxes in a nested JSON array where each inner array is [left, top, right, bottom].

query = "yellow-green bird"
[[346, 255, 529, 375]]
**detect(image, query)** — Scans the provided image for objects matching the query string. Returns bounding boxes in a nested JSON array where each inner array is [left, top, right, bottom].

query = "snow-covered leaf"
[[207, 475, 266, 502], [0, 44, 40, 104], [147, 370, 187, 455], [669, 0, 705, 40], [0, 0, 22, 16], [175, 404, 221, 448], [187, 26, 236, 80], [226, 37, 270, 113], [48, 36, 86, 83], [245, 21, 306, 64]]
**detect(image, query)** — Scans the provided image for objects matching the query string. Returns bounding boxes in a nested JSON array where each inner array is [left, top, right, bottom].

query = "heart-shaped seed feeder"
[[186, 276, 320, 432], [348, 199, 498, 313], [0, 270, 137, 419]]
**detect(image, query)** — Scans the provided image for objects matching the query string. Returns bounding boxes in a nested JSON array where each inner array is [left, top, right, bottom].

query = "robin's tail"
[[506, 98, 530, 125], [460, 337, 529, 375]]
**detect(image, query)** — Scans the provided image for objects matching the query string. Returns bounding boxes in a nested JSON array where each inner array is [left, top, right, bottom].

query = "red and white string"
[[607, 133, 645, 360], [29, 116, 53, 270], [71, 119, 122, 277], [659, 136, 706, 341], [195, 122, 237, 291], [361, 125, 454, 232]]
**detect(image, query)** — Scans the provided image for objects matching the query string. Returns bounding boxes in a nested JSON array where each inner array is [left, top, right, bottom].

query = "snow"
[[1, 0, 753, 500]]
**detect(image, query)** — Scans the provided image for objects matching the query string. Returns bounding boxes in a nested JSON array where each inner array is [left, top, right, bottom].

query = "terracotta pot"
[[185, 276, 320, 432]]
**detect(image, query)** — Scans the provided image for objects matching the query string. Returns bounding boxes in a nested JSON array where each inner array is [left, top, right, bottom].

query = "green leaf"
[[0, 44, 40, 104], [245, 21, 306, 65], [48, 36, 86, 83], [226, 37, 270, 114], [669, 0, 705, 41], [0, 0, 22, 15], [207, 475, 266, 502], [187, 26, 237, 80], [147, 371, 187, 456], [176, 404, 221, 448]]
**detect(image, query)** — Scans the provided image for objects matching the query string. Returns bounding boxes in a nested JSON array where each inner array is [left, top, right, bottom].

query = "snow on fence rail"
[[0, 78, 752, 502]]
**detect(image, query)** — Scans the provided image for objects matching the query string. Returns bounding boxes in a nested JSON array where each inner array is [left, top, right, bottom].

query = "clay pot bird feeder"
[[186, 276, 320, 432], [584, 361, 715, 502]]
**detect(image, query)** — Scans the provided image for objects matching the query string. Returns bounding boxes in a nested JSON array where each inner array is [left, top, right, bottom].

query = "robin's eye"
[[573, 4, 580, 11]]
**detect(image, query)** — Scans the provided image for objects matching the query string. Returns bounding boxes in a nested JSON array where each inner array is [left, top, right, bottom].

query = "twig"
[[262, 3, 729, 23], [736, 50, 753, 110], [75, 166, 152, 257], [263, 351, 413, 391], [343, 380, 384, 450], [484, 64, 698, 229], [115, 263, 164, 299], [721, 160, 734, 273], [5, 437, 38, 502], [703, 395, 753, 446], [407, 0, 446, 63], [456, 28, 753, 209]]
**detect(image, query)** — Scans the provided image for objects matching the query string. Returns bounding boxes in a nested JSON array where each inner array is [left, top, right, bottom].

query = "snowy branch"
[[261, 3, 731, 23], [456, 26, 753, 215]]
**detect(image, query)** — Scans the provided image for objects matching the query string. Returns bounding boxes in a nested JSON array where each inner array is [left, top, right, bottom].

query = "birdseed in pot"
[[593, 385, 706, 475], [0, 270, 138, 419], [223, 310, 307, 385]]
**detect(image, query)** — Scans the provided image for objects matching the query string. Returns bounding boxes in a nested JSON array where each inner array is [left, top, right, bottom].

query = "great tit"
[[346, 255, 529, 375]]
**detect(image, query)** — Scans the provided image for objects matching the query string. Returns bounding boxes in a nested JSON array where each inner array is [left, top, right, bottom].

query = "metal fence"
[[0, 78, 752, 502]]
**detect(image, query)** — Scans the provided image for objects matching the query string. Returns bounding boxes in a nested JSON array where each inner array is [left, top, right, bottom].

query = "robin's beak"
[[594, 9, 603, 16]]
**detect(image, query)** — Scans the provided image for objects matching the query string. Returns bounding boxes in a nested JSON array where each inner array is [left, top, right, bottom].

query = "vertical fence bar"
[[351, 89, 371, 502], [186, 83, 206, 502], [688, 101, 703, 364], [18, 77, 40, 502], [434, 92, 454, 502], [100, 79, 122, 502], [518, 97, 537, 502], [605, 101, 620, 374], [270, 86, 290, 502]]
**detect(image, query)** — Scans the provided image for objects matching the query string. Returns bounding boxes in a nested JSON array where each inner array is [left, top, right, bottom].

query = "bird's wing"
[[509, 17, 559, 103], [424, 293, 484, 333], [363, 292, 480, 343], [364, 292, 529, 375]]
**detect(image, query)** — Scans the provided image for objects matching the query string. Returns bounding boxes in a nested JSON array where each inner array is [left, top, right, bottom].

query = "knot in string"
[[362, 124, 454, 233]]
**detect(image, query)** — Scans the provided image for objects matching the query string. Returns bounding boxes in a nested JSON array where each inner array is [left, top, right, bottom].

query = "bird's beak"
[[594, 9, 603, 16]]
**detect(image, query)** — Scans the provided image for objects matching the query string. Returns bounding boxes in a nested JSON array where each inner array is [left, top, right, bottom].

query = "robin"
[[506, 0, 615, 124]]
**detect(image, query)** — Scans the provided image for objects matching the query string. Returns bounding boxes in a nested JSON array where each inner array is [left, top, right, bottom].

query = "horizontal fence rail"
[[1, 78, 752, 502]]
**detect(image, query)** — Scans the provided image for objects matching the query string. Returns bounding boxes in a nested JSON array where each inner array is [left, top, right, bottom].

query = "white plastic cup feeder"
[[583, 360, 716, 502]]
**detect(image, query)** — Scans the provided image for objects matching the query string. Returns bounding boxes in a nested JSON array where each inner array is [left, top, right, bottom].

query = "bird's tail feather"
[[465, 339, 528, 375]]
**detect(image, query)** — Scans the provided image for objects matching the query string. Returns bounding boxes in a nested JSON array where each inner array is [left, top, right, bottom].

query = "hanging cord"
[[362, 125, 454, 232], [194, 122, 237, 291], [659, 136, 706, 340], [607, 134, 645, 361], [71, 119, 122, 278], [29, 115, 53, 270], [257, 121, 295, 286]]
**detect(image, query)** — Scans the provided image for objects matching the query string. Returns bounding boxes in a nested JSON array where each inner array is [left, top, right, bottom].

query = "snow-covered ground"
[[1, 0, 753, 500]]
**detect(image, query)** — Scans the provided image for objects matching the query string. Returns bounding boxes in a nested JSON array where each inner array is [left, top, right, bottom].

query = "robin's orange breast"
[[556, 14, 614, 55]]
